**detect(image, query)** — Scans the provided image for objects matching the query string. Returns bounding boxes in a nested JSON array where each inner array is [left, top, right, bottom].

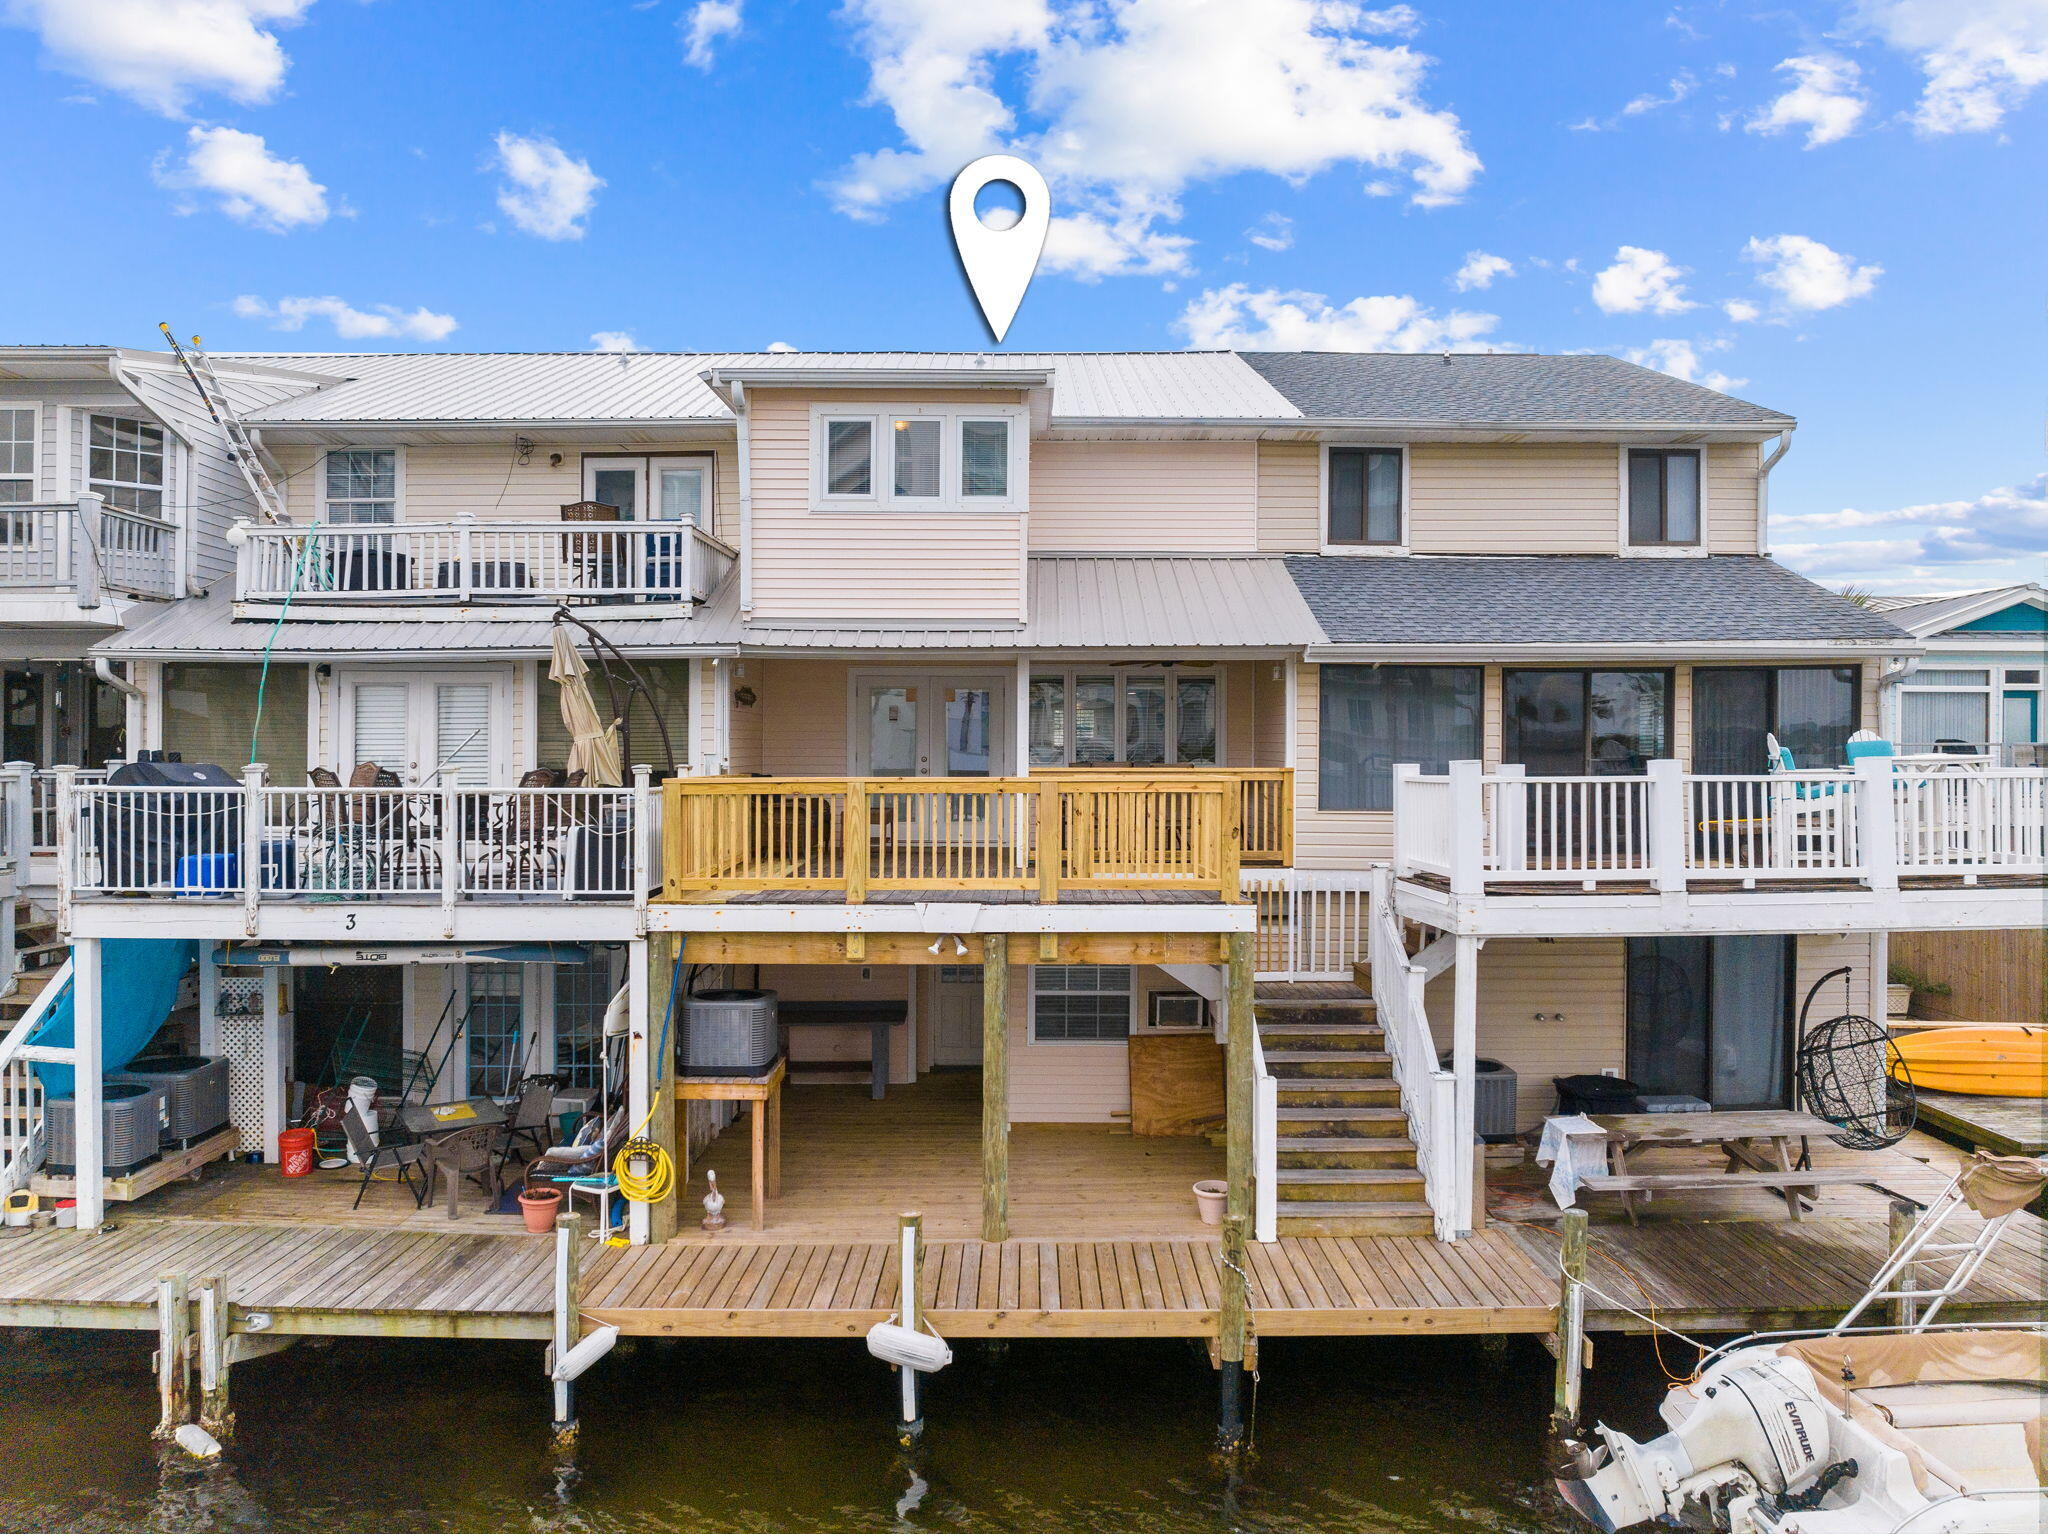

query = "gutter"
[[732, 379, 753, 619], [1756, 428, 1794, 547], [94, 657, 145, 700], [1302, 639, 1925, 662]]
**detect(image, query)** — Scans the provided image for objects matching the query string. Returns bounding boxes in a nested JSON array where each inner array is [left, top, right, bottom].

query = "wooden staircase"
[[1259, 985, 1433, 1237], [1, 900, 65, 1027]]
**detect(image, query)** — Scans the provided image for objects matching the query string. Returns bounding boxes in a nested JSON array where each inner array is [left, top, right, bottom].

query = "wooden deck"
[[1913, 1087, 2048, 1158]]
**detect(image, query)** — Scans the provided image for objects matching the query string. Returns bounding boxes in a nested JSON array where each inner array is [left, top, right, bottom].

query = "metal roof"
[[1285, 555, 1909, 648], [1866, 584, 2046, 634], [1239, 352, 1794, 428], [228, 351, 1301, 426]]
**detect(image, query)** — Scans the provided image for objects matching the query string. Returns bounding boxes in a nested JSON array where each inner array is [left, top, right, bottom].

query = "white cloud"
[[1742, 233, 1881, 312], [232, 294, 458, 341], [1622, 71, 1696, 116], [490, 132, 604, 241], [156, 124, 327, 231], [1590, 246, 1695, 315], [2, 0, 310, 116], [1176, 282, 1503, 352], [1246, 212, 1294, 251], [590, 331, 643, 352], [1451, 250, 1513, 291], [1723, 298, 1762, 322], [1775, 473, 2048, 589], [1855, 0, 2048, 134], [828, 0, 1481, 278], [764, 341, 798, 352], [1747, 54, 1867, 146], [1622, 337, 1744, 392], [681, 0, 742, 68]]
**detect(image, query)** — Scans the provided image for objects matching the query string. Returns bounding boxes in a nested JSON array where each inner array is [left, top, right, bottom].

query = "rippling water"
[[0, 1328, 1676, 1533]]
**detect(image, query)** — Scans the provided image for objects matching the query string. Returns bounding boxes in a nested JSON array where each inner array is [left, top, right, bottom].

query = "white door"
[[930, 967, 984, 1066], [338, 670, 511, 783], [852, 672, 1010, 777]]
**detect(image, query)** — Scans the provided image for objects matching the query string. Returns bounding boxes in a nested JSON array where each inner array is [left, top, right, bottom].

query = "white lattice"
[[217, 974, 267, 1154]]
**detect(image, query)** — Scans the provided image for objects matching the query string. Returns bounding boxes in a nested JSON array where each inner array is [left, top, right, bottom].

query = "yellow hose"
[[612, 1135, 675, 1205]]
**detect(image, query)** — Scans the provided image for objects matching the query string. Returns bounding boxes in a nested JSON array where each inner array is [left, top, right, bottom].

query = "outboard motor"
[[1557, 1364, 1836, 1532]]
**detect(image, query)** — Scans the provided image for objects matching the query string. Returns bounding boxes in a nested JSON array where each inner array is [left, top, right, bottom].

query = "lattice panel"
[[217, 974, 268, 1154]]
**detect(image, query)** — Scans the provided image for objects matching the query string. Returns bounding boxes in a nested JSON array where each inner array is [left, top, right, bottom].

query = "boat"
[[1892, 1027, 2048, 1098], [1556, 1155, 2048, 1534]]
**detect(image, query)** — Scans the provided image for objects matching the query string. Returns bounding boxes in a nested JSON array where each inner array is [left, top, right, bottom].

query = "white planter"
[[1887, 982, 1913, 1018]]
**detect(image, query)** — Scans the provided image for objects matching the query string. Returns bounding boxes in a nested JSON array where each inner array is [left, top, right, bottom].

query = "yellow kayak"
[[1891, 1025, 2048, 1097]]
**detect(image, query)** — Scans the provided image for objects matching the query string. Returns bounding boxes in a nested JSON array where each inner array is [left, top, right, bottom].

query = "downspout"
[[732, 380, 754, 620], [95, 657, 147, 767], [1756, 428, 1794, 552]]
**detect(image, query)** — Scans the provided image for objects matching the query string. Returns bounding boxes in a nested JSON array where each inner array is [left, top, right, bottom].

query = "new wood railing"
[[663, 772, 1250, 903], [1032, 766, 1291, 866]]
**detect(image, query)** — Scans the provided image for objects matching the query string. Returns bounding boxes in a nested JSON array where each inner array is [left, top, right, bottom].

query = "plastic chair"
[[421, 1125, 501, 1219]]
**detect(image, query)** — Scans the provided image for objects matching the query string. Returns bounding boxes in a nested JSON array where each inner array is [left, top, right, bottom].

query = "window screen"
[[89, 416, 165, 516], [162, 662, 309, 779], [826, 420, 872, 496], [960, 420, 1009, 497], [1327, 448, 1402, 544], [538, 657, 691, 779], [1032, 966, 1133, 1042], [322, 449, 396, 523], [1319, 665, 1481, 810], [0, 409, 32, 502], [892, 418, 942, 497], [1626, 449, 1700, 545]]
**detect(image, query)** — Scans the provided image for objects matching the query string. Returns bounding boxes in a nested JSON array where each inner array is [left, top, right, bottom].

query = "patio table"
[[397, 1097, 509, 1139], [1583, 1108, 1851, 1223]]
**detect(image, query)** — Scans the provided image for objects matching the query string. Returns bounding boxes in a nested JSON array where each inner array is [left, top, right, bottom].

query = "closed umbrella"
[[550, 625, 623, 786]]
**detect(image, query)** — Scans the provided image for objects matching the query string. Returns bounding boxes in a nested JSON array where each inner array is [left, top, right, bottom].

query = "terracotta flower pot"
[[1192, 1180, 1227, 1226], [518, 1187, 563, 1233]]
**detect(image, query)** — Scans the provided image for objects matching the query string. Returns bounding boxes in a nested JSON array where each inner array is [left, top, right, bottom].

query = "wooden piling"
[[1889, 1198, 1920, 1329], [195, 1276, 232, 1441], [1216, 1212, 1251, 1458], [1223, 931, 1254, 1226], [154, 1272, 191, 1440], [981, 936, 1009, 1243], [649, 934, 680, 1244], [551, 1211, 585, 1451], [1551, 1209, 1588, 1437], [898, 1211, 925, 1446]]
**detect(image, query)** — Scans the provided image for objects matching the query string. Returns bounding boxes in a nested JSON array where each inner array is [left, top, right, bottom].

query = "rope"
[[247, 519, 324, 768]]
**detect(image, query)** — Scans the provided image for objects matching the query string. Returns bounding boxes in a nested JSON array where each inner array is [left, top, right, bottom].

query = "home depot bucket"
[[278, 1127, 317, 1178]]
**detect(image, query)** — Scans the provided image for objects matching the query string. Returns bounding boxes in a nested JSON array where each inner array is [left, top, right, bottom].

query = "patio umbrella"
[[550, 625, 623, 786]]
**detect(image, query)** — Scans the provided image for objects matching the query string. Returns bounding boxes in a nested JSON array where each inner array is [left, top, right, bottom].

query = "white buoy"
[[173, 1422, 222, 1459]]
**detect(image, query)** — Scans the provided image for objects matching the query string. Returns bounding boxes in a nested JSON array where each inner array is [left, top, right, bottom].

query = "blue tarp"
[[29, 939, 197, 1099]]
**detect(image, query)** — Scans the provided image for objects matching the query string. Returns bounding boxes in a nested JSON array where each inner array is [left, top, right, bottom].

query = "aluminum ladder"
[[157, 324, 288, 524], [1830, 1158, 2044, 1332]]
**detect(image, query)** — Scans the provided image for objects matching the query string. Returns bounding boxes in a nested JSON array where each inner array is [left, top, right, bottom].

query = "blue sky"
[[3, 0, 2043, 595]]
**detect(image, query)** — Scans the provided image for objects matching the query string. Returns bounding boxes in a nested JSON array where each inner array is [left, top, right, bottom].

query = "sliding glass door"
[[1693, 666, 1859, 773], [1504, 670, 1671, 775], [1626, 935, 1793, 1107]]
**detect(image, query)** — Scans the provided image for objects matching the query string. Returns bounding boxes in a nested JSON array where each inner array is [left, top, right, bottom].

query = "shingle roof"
[[1239, 352, 1793, 428], [1867, 584, 2045, 634], [1284, 555, 1908, 647], [228, 351, 1299, 425]]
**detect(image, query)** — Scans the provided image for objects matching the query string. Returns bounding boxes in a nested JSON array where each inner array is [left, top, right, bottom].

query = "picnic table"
[[1582, 1108, 1876, 1223]]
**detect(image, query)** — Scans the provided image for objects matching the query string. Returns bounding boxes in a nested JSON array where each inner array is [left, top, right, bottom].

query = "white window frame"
[[1897, 665, 2043, 747], [0, 403, 37, 503], [1318, 442, 1409, 556], [1027, 667, 1226, 767], [87, 413, 169, 518], [1028, 965, 1136, 1046], [320, 445, 405, 524], [810, 403, 1028, 513], [1618, 443, 1709, 557]]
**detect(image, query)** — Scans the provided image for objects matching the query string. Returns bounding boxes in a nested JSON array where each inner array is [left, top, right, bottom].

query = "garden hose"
[[612, 1135, 675, 1204]]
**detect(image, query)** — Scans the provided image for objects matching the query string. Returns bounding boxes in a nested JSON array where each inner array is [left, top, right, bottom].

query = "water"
[[0, 1330, 1678, 1533]]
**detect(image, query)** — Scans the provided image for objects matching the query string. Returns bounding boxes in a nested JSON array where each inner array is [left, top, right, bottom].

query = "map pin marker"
[[949, 154, 1049, 344]]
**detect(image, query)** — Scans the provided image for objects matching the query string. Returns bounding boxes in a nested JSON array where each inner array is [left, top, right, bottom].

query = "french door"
[[337, 669, 511, 784], [851, 672, 1011, 778]]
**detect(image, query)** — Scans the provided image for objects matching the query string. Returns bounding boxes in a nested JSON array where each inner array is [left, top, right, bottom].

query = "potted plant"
[[1886, 962, 1952, 1019], [518, 1183, 564, 1233]]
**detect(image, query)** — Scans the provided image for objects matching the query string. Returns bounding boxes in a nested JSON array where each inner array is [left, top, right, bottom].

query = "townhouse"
[[1, 341, 2039, 1278]]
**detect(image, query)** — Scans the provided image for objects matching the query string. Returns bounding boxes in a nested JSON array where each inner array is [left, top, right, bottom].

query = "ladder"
[[157, 324, 288, 525], [1831, 1158, 2044, 1332]]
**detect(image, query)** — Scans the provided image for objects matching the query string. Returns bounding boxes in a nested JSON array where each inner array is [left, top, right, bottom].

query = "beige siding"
[[1291, 663, 1395, 869], [756, 965, 917, 1083], [756, 659, 853, 775], [1008, 964, 1187, 1123], [1796, 933, 1881, 1038], [1256, 440, 1321, 552], [274, 441, 741, 542], [1409, 444, 1621, 554], [1031, 439, 1256, 551], [1705, 441, 1761, 553], [1428, 939, 1629, 1130], [1252, 662, 1289, 769], [747, 388, 1027, 623]]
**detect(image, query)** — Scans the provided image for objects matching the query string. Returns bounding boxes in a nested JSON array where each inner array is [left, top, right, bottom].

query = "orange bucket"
[[277, 1127, 317, 1178]]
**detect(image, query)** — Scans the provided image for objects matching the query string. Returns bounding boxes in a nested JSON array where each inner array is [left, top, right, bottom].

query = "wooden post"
[[1551, 1208, 1589, 1438], [981, 935, 1009, 1242], [1452, 933, 1480, 1237], [1218, 779, 1242, 902], [1889, 1197, 1920, 1329], [195, 1276, 232, 1441], [846, 779, 870, 905], [1224, 931, 1255, 1227], [551, 1211, 585, 1450], [1216, 1212, 1251, 1459], [73, 935, 104, 1231], [154, 1271, 191, 1440], [898, 1211, 925, 1445], [647, 935, 679, 1244], [1035, 780, 1060, 903]]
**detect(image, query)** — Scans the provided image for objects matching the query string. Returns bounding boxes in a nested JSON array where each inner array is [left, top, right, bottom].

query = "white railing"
[[1367, 867, 1462, 1239], [0, 496, 177, 602], [1243, 869, 1373, 980], [0, 955, 71, 1197], [65, 775, 650, 911], [1250, 1023, 1277, 1244], [1395, 758, 2048, 897], [31, 768, 108, 853], [235, 516, 737, 606]]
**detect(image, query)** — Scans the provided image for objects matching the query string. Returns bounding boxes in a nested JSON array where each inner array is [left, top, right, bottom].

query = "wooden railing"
[[663, 773, 1249, 902], [1031, 767, 1291, 866]]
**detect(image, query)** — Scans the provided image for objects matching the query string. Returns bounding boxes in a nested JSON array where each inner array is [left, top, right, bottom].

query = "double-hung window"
[[321, 449, 398, 524], [1319, 665, 1481, 810], [88, 415, 165, 516], [1626, 448, 1701, 547], [1326, 446, 1403, 548], [0, 408, 33, 504], [1029, 670, 1220, 766], [1031, 966, 1133, 1043], [816, 409, 1019, 509]]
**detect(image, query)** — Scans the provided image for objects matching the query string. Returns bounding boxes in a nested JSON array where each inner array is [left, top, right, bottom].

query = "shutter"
[[350, 684, 409, 777], [434, 683, 493, 784]]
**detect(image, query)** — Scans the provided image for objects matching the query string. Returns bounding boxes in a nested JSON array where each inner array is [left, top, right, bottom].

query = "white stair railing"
[[1250, 1022, 1277, 1244], [1367, 867, 1462, 1239], [0, 955, 73, 1196]]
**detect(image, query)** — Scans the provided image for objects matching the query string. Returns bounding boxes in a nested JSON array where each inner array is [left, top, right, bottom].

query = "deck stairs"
[[1257, 984, 1433, 1236], [3, 900, 66, 1024]]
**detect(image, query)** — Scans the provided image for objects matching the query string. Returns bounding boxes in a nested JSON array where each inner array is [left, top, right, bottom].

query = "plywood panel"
[[1127, 1033, 1225, 1136]]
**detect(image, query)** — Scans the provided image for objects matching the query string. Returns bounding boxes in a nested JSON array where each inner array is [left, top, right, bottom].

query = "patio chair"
[[469, 768, 568, 893], [496, 1073, 562, 1175], [421, 1125, 502, 1220], [342, 1101, 427, 1210]]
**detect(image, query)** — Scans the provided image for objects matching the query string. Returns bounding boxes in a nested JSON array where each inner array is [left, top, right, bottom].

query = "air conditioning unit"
[[108, 1056, 230, 1145], [45, 1083, 166, 1177], [682, 990, 779, 1076]]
